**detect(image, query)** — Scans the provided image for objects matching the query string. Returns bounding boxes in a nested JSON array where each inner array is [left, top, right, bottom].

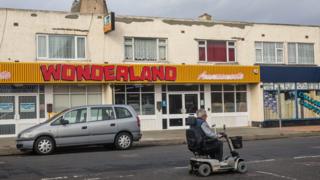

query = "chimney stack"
[[198, 13, 213, 21], [71, 0, 108, 14]]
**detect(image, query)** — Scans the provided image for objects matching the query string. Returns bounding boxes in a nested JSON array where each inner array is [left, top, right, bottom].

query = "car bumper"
[[132, 132, 142, 141], [16, 140, 34, 151]]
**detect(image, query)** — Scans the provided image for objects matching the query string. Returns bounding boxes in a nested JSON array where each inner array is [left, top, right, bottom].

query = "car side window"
[[115, 107, 132, 119], [64, 108, 87, 124], [89, 107, 115, 122]]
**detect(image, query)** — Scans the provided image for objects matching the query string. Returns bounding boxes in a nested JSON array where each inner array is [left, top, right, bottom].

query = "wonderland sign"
[[0, 62, 260, 84]]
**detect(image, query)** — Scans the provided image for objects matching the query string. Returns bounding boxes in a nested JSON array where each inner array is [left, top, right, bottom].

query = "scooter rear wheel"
[[197, 163, 212, 177], [237, 161, 248, 173]]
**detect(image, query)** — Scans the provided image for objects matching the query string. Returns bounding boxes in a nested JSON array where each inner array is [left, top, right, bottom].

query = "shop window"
[[114, 85, 155, 115], [255, 42, 284, 64], [53, 85, 102, 113], [37, 34, 86, 60], [211, 85, 247, 113], [298, 90, 320, 119], [288, 43, 314, 64], [198, 40, 236, 62], [124, 37, 167, 61]]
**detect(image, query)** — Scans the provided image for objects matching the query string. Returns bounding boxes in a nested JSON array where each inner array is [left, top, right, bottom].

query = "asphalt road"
[[0, 136, 320, 180]]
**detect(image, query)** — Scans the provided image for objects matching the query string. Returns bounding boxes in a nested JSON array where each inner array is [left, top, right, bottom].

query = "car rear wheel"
[[34, 136, 55, 155], [115, 132, 132, 150]]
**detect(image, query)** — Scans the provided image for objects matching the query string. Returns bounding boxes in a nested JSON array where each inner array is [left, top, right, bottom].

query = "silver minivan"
[[16, 105, 142, 155]]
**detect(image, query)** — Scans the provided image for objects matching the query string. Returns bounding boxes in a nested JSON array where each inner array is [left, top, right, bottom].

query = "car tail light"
[[137, 116, 140, 128]]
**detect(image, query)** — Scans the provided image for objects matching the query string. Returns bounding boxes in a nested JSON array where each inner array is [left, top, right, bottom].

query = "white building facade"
[[0, 1, 320, 137]]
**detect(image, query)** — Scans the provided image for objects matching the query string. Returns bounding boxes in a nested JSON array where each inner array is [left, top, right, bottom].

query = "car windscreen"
[[43, 108, 70, 123]]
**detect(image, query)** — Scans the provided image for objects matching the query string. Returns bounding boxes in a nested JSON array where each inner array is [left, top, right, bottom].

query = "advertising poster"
[[0, 103, 14, 113], [20, 103, 36, 113]]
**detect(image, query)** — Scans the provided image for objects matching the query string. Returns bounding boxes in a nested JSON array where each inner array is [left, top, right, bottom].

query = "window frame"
[[36, 34, 87, 61], [288, 42, 315, 65], [124, 37, 168, 62], [255, 41, 284, 64], [52, 85, 102, 113], [197, 40, 237, 63], [114, 85, 156, 115], [211, 85, 247, 113]]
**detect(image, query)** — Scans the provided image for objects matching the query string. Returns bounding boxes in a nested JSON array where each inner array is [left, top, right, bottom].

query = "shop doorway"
[[166, 93, 200, 129], [0, 94, 39, 136]]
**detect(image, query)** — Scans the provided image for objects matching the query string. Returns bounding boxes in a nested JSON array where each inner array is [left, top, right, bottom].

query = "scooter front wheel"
[[197, 163, 212, 177]]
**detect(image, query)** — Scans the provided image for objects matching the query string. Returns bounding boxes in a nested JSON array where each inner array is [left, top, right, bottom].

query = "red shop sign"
[[40, 64, 177, 82]]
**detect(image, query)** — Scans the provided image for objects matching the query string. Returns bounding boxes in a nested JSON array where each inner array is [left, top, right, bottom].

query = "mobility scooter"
[[186, 117, 248, 177]]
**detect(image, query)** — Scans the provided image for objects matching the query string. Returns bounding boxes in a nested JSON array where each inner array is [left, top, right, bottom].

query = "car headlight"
[[20, 131, 34, 139]]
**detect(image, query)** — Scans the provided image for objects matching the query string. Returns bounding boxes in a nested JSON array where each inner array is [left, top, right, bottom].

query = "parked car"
[[16, 105, 142, 155]]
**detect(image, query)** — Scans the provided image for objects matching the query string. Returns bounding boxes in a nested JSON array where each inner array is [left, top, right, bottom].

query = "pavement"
[[1, 136, 320, 180], [1, 125, 320, 156]]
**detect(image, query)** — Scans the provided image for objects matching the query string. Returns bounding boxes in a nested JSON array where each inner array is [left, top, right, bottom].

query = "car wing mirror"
[[61, 119, 69, 125]]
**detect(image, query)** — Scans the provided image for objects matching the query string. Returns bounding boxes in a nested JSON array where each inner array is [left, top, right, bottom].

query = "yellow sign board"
[[0, 62, 260, 84]]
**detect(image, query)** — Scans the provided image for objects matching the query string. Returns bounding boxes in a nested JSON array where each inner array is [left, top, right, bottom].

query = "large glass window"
[[124, 37, 167, 61], [53, 85, 102, 112], [114, 85, 155, 115], [211, 85, 247, 113], [263, 83, 320, 121], [255, 42, 284, 64], [37, 34, 86, 60], [198, 40, 236, 62], [288, 43, 314, 64]]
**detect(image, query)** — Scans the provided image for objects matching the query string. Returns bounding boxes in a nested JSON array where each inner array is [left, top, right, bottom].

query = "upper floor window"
[[124, 37, 167, 61], [198, 40, 236, 63], [255, 42, 283, 64], [37, 34, 86, 60], [288, 43, 314, 64]]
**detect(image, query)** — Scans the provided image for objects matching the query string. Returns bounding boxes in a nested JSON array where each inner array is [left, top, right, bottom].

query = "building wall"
[[105, 16, 320, 66], [1, 8, 320, 132], [0, 9, 105, 63]]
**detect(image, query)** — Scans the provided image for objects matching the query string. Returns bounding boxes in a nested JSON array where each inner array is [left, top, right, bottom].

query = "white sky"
[[0, 0, 319, 25]]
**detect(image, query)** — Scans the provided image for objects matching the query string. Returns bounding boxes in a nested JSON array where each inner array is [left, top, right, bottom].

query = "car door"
[[55, 108, 90, 147], [87, 106, 118, 144]]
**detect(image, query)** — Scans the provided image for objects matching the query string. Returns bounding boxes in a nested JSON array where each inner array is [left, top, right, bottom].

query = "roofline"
[[116, 14, 320, 28], [0, 7, 319, 28]]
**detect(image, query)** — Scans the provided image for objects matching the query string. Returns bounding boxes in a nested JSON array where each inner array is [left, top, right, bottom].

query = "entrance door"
[[0, 95, 39, 136], [167, 93, 199, 129]]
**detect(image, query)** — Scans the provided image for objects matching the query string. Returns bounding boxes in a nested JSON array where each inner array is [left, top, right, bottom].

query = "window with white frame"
[[53, 85, 102, 112], [114, 85, 155, 115], [124, 37, 167, 61], [211, 85, 247, 113], [288, 43, 314, 64], [198, 40, 236, 62], [255, 42, 284, 64], [37, 34, 86, 60]]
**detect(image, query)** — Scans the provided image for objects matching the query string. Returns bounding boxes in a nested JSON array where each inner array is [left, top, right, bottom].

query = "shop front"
[[256, 66, 320, 127], [0, 62, 260, 136]]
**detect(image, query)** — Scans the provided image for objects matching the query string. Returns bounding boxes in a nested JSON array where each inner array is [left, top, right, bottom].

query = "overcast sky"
[[0, 0, 319, 25]]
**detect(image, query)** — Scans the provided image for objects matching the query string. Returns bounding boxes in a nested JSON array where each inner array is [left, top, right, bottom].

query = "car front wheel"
[[115, 133, 133, 150], [34, 136, 55, 155]]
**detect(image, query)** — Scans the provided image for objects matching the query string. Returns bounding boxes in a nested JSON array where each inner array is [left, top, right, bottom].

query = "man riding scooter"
[[194, 109, 224, 161], [186, 109, 247, 177]]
